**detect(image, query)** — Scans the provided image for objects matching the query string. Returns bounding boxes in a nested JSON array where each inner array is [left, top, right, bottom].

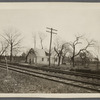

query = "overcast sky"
[[0, 3, 100, 56]]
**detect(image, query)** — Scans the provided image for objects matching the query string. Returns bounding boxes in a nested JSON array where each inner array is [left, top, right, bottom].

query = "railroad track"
[[1, 62, 100, 80], [0, 63, 100, 92]]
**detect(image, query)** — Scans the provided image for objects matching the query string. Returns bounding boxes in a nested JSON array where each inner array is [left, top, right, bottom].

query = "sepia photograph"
[[0, 2, 100, 96]]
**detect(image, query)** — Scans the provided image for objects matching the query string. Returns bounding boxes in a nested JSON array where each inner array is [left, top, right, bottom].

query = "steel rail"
[[0, 63, 100, 93], [0, 63, 100, 86], [1, 62, 100, 80]]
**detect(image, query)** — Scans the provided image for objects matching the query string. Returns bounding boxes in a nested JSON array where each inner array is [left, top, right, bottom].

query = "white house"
[[26, 48, 59, 65]]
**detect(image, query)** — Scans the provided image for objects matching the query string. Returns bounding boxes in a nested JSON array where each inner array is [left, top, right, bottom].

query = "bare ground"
[[0, 67, 96, 93]]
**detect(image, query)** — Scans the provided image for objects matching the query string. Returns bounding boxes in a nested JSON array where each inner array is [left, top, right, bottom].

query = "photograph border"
[[0, 1, 100, 99]]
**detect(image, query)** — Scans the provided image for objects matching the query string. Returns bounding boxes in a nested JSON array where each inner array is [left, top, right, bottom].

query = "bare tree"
[[94, 41, 100, 69], [54, 36, 62, 66], [0, 41, 9, 61], [79, 50, 93, 67], [54, 37, 71, 66], [0, 41, 9, 56], [54, 44, 64, 66], [54, 44, 71, 66], [68, 34, 95, 67], [61, 44, 71, 64], [38, 32, 46, 49], [1, 28, 22, 62]]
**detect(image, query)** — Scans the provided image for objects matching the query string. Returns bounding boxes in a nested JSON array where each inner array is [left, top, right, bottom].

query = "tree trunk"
[[62, 56, 65, 64], [10, 43, 13, 62], [58, 56, 61, 66], [72, 47, 75, 67], [0, 56, 1, 62], [41, 40, 43, 49], [71, 56, 75, 67]]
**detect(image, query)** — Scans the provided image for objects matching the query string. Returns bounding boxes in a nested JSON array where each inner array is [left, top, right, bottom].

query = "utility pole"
[[46, 27, 57, 66]]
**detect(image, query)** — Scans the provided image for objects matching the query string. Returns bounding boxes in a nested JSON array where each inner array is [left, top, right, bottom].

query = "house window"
[[42, 58, 44, 61]]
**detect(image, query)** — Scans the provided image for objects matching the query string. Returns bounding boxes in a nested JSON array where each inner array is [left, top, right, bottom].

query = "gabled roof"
[[26, 48, 35, 58], [27, 48, 58, 58], [27, 48, 49, 57], [34, 48, 46, 57]]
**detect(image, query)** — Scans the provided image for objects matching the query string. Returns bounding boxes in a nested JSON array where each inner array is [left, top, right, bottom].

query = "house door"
[[29, 59, 31, 64], [32, 58, 34, 64]]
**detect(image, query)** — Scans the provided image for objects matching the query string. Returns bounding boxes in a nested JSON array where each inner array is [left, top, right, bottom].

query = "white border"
[[0, 2, 100, 98]]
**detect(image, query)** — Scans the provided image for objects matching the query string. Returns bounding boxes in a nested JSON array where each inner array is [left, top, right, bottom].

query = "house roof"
[[27, 48, 57, 58], [34, 48, 47, 57]]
